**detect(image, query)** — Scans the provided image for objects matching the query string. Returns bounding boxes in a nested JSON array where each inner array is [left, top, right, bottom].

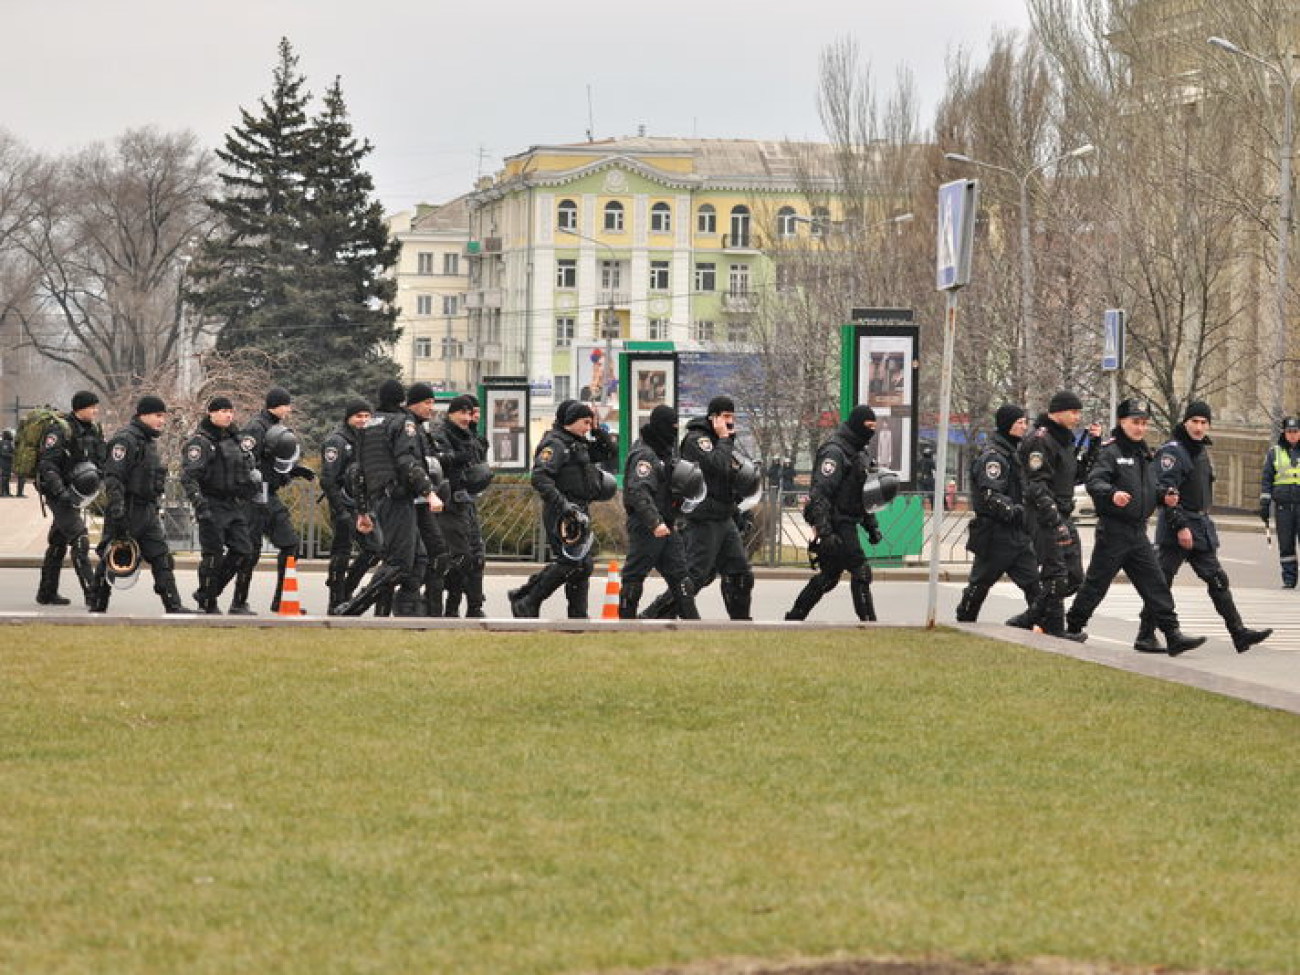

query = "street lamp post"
[[1210, 36, 1298, 427], [944, 144, 1096, 405], [557, 225, 619, 402], [175, 256, 195, 401]]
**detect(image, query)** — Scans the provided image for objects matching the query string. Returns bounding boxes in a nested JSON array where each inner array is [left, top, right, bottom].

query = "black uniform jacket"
[[805, 423, 880, 534], [37, 413, 104, 500], [623, 437, 675, 531], [531, 425, 604, 511], [970, 431, 1027, 531], [680, 416, 737, 522], [1086, 429, 1160, 525], [1154, 427, 1217, 550], [1020, 415, 1096, 529]]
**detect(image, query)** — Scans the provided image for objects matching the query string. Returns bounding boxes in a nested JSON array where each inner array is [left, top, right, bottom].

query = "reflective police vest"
[[1273, 446, 1300, 487]]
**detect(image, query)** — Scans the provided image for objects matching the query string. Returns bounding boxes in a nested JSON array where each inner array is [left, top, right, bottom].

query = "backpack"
[[12, 406, 69, 482]]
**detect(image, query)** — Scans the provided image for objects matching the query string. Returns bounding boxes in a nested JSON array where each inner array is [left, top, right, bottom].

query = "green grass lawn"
[[2, 625, 1298, 975]]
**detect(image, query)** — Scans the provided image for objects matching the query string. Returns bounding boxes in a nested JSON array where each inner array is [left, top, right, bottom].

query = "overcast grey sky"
[[1, 0, 1031, 211]]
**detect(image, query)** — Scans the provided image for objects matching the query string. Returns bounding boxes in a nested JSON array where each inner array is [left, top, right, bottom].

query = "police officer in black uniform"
[[1134, 401, 1272, 653], [620, 404, 700, 620], [1063, 399, 1205, 655], [181, 396, 258, 615], [1013, 390, 1098, 638], [232, 387, 316, 614], [1259, 415, 1300, 587], [785, 404, 883, 622], [320, 398, 380, 613], [955, 404, 1042, 622], [88, 395, 196, 614], [432, 394, 489, 616], [36, 390, 105, 605], [404, 383, 450, 615], [334, 379, 438, 616], [511, 400, 609, 618], [443, 394, 492, 617]]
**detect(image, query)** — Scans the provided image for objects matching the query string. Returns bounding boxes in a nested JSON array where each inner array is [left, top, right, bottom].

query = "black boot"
[[71, 536, 96, 604], [954, 584, 987, 622], [1165, 629, 1207, 657], [637, 589, 678, 619], [36, 544, 70, 605], [512, 563, 571, 618], [565, 570, 591, 619], [333, 566, 402, 617], [720, 573, 753, 621], [785, 574, 834, 621], [850, 576, 877, 622], [156, 568, 198, 615], [1133, 617, 1162, 653], [1232, 627, 1273, 653], [193, 553, 222, 615], [672, 575, 700, 621], [443, 581, 463, 617], [1208, 585, 1273, 653], [229, 557, 256, 615], [618, 578, 644, 620]]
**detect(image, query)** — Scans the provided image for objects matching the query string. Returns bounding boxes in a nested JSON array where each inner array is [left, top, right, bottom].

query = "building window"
[[554, 375, 572, 401], [650, 202, 672, 233], [649, 261, 670, 291], [777, 206, 797, 237], [811, 206, 830, 237], [417, 252, 434, 275], [604, 201, 624, 232], [697, 204, 716, 234], [414, 336, 432, 358], [694, 262, 716, 292], [691, 320, 715, 343], [729, 206, 751, 247], [442, 295, 459, 316], [441, 337, 463, 360], [416, 294, 433, 316], [558, 199, 578, 231], [556, 259, 577, 288], [599, 312, 621, 340], [729, 264, 750, 296], [647, 318, 669, 340], [600, 260, 622, 290], [555, 316, 575, 348], [442, 252, 460, 276], [727, 320, 751, 344], [775, 264, 796, 292]]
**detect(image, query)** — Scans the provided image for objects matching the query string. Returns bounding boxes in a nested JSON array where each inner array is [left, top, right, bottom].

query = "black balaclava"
[[377, 379, 405, 412], [844, 404, 877, 447], [642, 405, 679, 454]]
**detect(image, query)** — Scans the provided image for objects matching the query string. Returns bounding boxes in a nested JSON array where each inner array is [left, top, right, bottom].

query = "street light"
[[944, 143, 1096, 404], [556, 225, 620, 403], [1209, 35, 1298, 427]]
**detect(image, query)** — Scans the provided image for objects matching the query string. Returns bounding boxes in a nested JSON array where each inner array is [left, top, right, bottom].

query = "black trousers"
[[968, 529, 1040, 593], [1067, 519, 1178, 633], [1276, 503, 1300, 586]]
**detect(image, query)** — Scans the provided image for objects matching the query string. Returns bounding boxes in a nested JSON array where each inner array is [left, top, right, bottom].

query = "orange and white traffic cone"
[[278, 555, 303, 617], [601, 560, 622, 620]]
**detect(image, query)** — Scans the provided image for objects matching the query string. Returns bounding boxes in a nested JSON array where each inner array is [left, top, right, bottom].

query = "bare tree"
[[5, 129, 217, 398]]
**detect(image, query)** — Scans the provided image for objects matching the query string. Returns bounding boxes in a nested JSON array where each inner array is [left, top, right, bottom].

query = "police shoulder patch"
[[635, 460, 652, 478], [240, 435, 256, 452], [185, 444, 203, 461], [43, 432, 58, 449], [404, 420, 416, 438], [821, 458, 837, 475], [1027, 451, 1044, 471], [984, 459, 1003, 480], [539, 446, 554, 463], [323, 446, 339, 463], [111, 443, 127, 462], [697, 437, 713, 452], [1160, 453, 1176, 470]]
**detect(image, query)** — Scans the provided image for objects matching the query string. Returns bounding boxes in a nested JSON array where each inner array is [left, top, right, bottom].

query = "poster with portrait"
[[629, 355, 675, 432], [484, 385, 529, 471], [574, 343, 622, 434], [868, 410, 911, 481], [846, 317, 919, 486]]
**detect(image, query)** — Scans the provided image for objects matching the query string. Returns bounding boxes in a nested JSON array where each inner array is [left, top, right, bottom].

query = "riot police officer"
[[405, 383, 450, 615], [511, 400, 613, 618], [320, 398, 380, 613], [36, 390, 105, 605], [785, 404, 885, 622], [1136, 401, 1271, 653], [334, 379, 438, 616], [1259, 415, 1300, 587], [955, 404, 1041, 622], [181, 396, 258, 614], [88, 395, 196, 614], [232, 387, 316, 614], [442, 394, 491, 617], [620, 404, 700, 619], [431, 394, 492, 616], [1013, 390, 1098, 638], [1064, 399, 1205, 655]]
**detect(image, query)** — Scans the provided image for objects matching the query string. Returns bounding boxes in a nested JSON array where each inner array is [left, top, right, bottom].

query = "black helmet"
[[557, 507, 594, 561], [425, 455, 445, 490], [462, 461, 494, 496], [68, 461, 101, 508], [732, 457, 762, 512], [861, 469, 900, 513], [265, 425, 301, 474], [105, 536, 142, 590], [670, 460, 706, 513], [594, 470, 617, 502]]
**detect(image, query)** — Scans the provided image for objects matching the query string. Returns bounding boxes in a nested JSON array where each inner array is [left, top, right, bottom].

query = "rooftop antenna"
[[586, 84, 595, 142]]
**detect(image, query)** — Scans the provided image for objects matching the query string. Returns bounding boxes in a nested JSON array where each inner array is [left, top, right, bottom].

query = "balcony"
[[722, 233, 759, 253], [464, 288, 502, 311], [721, 291, 756, 313], [597, 290, 631, 307], [466, 237, 502, 256]]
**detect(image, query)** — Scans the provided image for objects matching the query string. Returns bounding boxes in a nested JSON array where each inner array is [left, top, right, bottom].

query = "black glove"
[[1260, 499, 1272, 524], [867, 526, 884, 546], [817, 532, 843, 559], [194, 504, 213, 525], [1054, 523, 1074, 547], [291, 465, 317, 482]]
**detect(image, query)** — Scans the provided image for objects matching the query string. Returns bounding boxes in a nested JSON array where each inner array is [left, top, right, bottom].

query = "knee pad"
[[1207, 569, 1230, 593], [724, 572, 754, 593], [850, 563, 873, 586]]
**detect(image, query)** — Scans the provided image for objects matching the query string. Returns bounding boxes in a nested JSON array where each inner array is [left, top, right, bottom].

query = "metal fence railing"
[[147, 477, 975, 568]]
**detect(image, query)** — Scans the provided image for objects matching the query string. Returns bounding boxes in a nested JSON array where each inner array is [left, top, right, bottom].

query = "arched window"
[[777, 206, 797, 237], [650, 202, 672, 233], [729, 205, 751, 247], [557, 199, 577, 231], [697, 203, 717, 234], [603, 200, 625, 232]]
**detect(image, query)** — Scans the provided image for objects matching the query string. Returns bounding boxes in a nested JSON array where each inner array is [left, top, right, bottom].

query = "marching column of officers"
[[19, 381, 1283, 645]]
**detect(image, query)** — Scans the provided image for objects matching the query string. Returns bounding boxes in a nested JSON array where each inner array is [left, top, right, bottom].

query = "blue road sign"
[[1102, 309, 1125, 371]]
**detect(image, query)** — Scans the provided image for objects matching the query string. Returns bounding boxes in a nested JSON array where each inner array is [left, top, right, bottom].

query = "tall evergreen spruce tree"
[[189, 39, 401, 443]]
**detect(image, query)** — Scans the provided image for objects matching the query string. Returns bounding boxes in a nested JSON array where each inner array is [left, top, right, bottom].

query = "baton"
[[1266, 520, 1273, 548]]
